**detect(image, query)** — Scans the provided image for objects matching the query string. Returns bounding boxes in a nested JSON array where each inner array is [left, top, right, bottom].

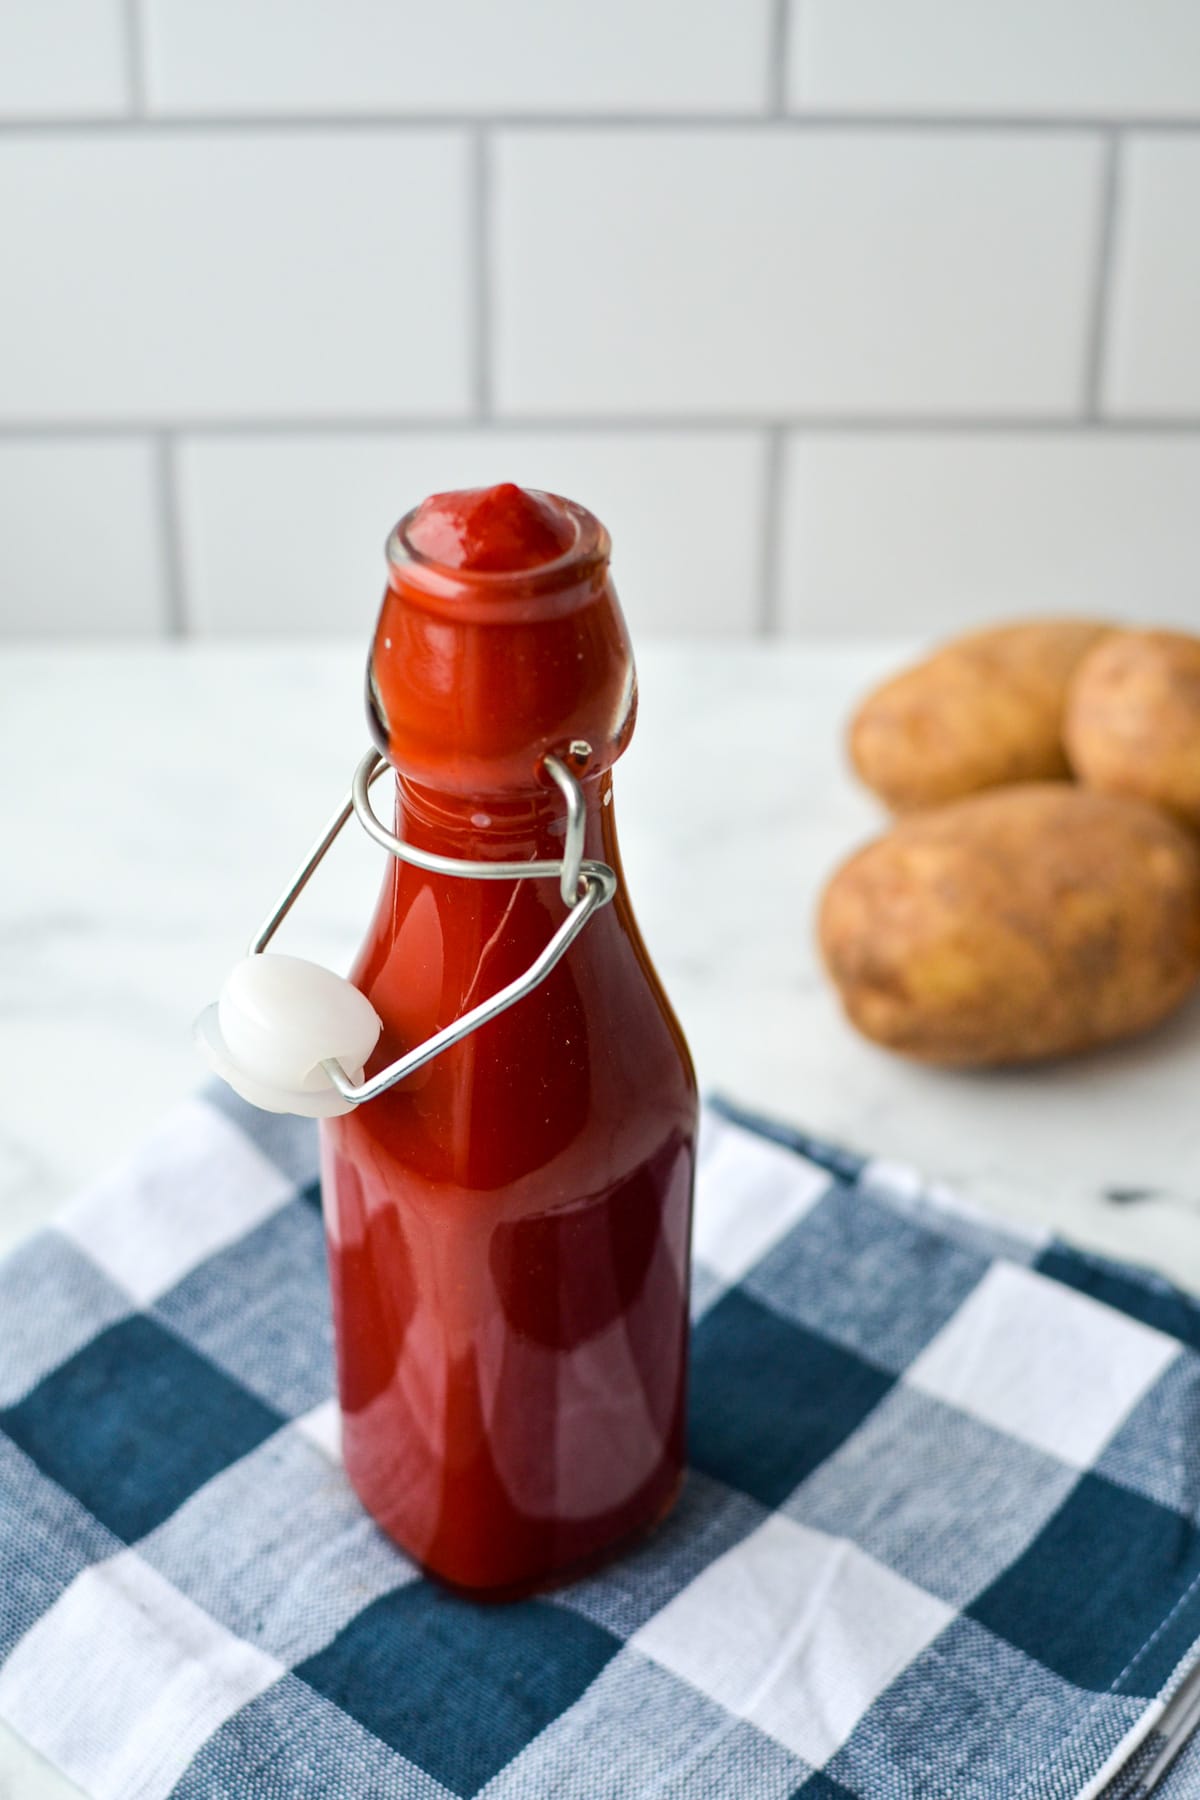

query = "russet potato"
[[818, 783, 1200, 1066], [1065, 629, 1200, 830], [849, 620, 1112, 813]]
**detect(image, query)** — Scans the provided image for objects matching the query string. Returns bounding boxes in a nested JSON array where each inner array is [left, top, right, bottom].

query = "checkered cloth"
[[3, 1089, 1200, 1800]]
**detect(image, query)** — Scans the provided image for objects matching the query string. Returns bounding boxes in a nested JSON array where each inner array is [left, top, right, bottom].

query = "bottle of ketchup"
[[313, 483, 698, 1599]]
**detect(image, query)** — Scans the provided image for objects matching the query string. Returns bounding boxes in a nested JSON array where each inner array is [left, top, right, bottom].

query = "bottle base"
[[389, 1466, 688, 1606]]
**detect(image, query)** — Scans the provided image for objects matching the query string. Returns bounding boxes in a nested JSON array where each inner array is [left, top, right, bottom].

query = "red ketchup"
[[321, 484, 697, 1600]]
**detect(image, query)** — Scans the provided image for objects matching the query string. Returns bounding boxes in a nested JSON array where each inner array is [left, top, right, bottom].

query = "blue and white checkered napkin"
[[3, 1090, 1200, 1800]]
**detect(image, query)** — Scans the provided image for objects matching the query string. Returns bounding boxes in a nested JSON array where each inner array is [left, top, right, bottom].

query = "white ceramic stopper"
[[194, 953, 383, 1118]]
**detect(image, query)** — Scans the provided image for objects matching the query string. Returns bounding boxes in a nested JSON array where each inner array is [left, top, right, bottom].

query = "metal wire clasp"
[[247, 748, 617, 1109]]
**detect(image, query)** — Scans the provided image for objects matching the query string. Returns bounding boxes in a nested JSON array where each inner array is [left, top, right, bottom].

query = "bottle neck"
[[370, 497, 636, 796], [393, 770, 616, 869]]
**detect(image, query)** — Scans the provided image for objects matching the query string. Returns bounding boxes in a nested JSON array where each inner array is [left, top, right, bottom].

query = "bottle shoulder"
[[338, 869, 696, 1194]]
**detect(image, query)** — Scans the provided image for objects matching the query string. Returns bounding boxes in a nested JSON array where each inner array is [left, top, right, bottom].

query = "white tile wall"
[[142, 0, 771, 116], [493, 131, 1104, 417], [0, 133, 471, 423], [1104, 137, 1200, 417], [0, 7, 1197, 641], [0, 442, 163, 637], [0, 0, 129, 119], [778, 433, 1200, 637], [176, 432, 765, 638], [790, 0, 1200, 119]]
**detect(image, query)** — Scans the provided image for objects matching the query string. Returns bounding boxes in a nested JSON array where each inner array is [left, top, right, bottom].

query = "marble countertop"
[[3, 639, 1200, 1797]]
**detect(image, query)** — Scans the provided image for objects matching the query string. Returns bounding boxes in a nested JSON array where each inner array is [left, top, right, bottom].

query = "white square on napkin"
[[55, 1098, 296, 1306], [295, 1398, 343, 1463], [906, 1260, 1180, 1468], [0, 1550, 283, 1800], [693, 1111, 830, 1287], [632, 1511, 953, 1768]]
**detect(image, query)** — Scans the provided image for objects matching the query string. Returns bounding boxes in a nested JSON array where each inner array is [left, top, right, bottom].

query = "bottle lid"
[[195, 954, 382, 1118]]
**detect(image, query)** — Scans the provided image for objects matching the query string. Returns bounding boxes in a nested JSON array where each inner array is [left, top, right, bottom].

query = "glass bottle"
[[319, 484, 698, 1600]]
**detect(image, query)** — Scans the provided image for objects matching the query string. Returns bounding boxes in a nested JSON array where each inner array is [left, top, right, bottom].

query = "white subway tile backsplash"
[[0, 441, 162, 637], [176, 431, 765, 638], [779, 433, 1200, 636], [493, 131, 1103, 418], [2, 3, 1198, 646], [0, 0, 128, 119], [0, 133, 470, 424], [790, 0, 1200, 119], [143, 0, 770, 116], [1104, 138, 1200, 418]]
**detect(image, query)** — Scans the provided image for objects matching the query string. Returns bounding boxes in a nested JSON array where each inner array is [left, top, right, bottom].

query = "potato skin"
[[1065, 629, 1200, 830], [850, 619, 1111, 813], [819, 783, 1200, 1066]]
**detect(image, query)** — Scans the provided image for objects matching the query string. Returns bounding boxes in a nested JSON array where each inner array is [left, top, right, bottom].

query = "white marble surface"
[[4, 639, 1200, 1798]]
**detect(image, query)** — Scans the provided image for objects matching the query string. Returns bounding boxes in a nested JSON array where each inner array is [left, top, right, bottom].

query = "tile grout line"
[[758, 426, 787, 638], [768, 0, 792, 116], [3, 416, 1200, 439], [470, 128, 493, 418], [154, 433, 189, 639], [122, 0, 146, 116], [1083, 130, 1122, 421], [1, 111, 1198, 136]]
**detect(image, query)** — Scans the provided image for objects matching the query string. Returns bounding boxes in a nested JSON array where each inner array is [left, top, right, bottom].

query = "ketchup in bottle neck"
[[321, 484, 697, 1600]]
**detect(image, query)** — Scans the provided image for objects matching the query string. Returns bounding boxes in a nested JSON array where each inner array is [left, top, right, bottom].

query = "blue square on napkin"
[[0, 1313, 283, 1541], [295, 1584, 622, 1796], [968, 1471, 1200, 1696], [688, 1287, 893, 1508], [797, 1775, 865, 1800]]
